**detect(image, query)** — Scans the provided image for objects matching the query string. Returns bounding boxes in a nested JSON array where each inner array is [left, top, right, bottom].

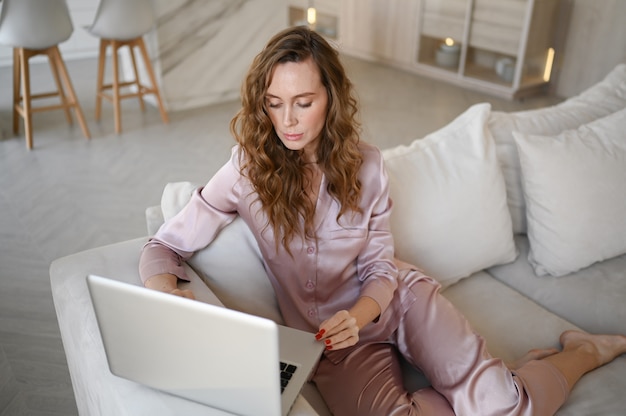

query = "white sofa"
[[51, 64, 626, 415]]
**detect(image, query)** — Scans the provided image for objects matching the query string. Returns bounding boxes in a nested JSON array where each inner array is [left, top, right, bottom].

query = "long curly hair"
[[230, 26, 363, 252]]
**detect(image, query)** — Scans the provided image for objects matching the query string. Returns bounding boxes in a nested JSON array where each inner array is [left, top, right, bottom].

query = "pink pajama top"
[[139, 142, 419, 364]]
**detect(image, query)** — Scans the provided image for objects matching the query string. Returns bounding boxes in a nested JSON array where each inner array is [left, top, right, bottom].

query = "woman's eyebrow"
[[265, 92, 316, 99]]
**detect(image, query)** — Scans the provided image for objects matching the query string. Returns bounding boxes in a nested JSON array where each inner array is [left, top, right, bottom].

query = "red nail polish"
[[315, 329, 325, 340], [326, 345, 332, 350], [325, 339, 331, 345]]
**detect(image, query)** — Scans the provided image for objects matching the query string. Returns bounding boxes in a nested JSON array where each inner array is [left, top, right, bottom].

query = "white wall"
[[554, 0, 626, 98]]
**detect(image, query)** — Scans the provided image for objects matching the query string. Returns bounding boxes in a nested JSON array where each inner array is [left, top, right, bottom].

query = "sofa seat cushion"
[[441, 270, 626, 416], [442, 271, 576, 364], [487, 235, 626, 336]]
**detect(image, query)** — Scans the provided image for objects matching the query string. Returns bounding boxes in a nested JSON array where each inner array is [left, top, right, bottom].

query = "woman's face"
[[265, 58, 328, 162]]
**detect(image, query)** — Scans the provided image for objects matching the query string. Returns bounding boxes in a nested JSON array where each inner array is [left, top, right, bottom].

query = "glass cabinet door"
[[417, 0, 468, 73], [463, 0, 527, 86], [465, 0, 558, 89]]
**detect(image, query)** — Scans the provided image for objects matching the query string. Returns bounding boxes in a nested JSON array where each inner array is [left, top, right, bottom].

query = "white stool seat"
[[87, 0, 155, 41], [0, 0, 73, 49]]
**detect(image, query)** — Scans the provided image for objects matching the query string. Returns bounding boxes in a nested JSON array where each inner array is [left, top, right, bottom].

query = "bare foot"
[[506, 348, 560, 370], [560, 330, 626, 367]]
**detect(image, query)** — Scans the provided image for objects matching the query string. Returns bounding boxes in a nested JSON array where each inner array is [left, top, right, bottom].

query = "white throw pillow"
[[383, 103, 517, 289], [160, 181, 198, 220], [160, 182, 283, 324], [490, 63, 626, 234], [514, 108, 626, 277]]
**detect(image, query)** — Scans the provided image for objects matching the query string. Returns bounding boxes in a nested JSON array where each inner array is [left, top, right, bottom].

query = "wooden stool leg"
[[12, 48, 22, 135], [128, 43, 145, 111], [51, 46, 91, 140], [111, 40, 122, 134], [47, 48, 73, 125], [136, 38, 169, 124], [19, 49, 34, 150], [95, 39, 107, 122]]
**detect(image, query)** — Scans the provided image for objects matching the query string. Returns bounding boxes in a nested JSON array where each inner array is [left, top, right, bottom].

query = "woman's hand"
[[315, 310, 359, 351], [315, 296, 381, 351], [167, 287, 195, 299], [145, 273, 195, 300]]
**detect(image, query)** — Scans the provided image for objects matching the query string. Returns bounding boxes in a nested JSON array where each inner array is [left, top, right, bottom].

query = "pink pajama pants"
[[312, 278, 569, 416]]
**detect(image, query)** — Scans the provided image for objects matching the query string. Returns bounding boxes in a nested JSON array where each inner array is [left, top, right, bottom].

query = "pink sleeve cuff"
[[139, 241, 190, 284]]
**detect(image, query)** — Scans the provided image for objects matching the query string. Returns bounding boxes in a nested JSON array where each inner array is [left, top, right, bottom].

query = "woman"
[[139, 26, 626, 415]]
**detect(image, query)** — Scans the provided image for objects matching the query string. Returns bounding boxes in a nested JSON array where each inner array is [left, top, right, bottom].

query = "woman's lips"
[[283, 133, 303, 141]]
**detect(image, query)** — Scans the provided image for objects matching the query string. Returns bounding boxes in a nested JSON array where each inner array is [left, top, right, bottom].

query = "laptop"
[[86, 274, 324, 416]]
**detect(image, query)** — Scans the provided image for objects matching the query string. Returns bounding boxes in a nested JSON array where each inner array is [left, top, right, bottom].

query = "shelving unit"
[[415, 0, 562, 98], [285, 0, 563, 99]]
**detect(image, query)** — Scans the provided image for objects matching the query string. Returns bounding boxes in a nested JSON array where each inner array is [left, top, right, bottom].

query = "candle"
[[307, 7, 316, 26], [435, 38, 460, 68], [441, 38, 460, 53]]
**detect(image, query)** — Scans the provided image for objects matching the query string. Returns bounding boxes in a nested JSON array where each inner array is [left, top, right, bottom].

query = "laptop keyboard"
[[280, 362, 298, 393]]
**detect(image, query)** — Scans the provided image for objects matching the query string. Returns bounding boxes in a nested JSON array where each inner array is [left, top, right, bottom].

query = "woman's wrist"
[[349, 296, 381, 330]]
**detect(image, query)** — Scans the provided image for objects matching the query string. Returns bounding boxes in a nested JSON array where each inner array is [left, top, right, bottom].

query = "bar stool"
[[87, 0, 169, 134], [0, 0, 90, 150]]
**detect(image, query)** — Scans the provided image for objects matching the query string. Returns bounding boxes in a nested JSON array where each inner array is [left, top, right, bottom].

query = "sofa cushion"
[[513, 108, 626, 277], [487, 235, 626, 336], [383, 103, 517, 289], [489, 63, 626, 234], [441, 270, 626, 416], [442, 271, 577, 363], [160, 182, 284, 324]]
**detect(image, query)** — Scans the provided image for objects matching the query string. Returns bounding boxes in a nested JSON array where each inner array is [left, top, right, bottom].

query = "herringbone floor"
[[0, 55, 560, 415]]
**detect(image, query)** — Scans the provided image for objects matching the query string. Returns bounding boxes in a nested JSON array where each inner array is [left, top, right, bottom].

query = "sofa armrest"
[[49, 238, 229, 415], [50, 238, 326, 415]]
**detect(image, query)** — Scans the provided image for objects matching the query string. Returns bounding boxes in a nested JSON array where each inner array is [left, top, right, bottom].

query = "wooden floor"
[[0, 55, 560, 415]]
